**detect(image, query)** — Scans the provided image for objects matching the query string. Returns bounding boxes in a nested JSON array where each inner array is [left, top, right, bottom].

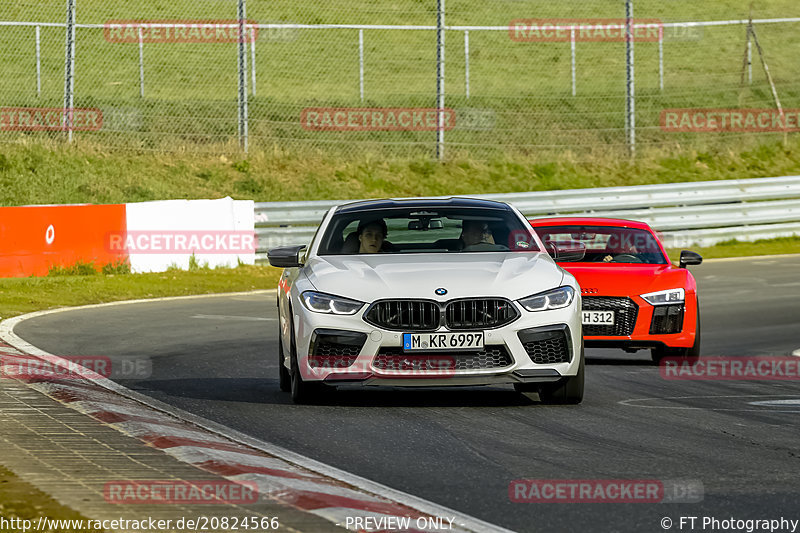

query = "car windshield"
[[317, 207, 540, 255], [533, 225, 668, 264]]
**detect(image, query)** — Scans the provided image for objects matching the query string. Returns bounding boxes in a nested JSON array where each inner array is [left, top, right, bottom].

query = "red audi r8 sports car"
[[529, 217, 702, 365]]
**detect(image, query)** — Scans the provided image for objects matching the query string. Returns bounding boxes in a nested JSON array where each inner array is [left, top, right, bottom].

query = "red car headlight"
[[641, 288, 685, 306]]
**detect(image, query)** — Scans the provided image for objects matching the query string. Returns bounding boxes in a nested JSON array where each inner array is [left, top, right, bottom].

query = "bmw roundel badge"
[[435, 288, 448, 296]]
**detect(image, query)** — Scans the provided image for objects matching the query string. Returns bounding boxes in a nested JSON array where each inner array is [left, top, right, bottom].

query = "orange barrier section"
[[0, 204, 128, 277]]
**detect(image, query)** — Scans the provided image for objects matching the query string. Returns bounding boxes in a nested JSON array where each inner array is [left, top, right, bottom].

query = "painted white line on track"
[[747, 399, 800, 407], [0, 292, 513, 533], [192, 314, 275, 321], [0, 290, 276, 324], [620, 394, 800, 413]]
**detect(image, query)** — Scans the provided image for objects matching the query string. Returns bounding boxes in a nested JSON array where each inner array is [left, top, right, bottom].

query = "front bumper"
[[582, 294, 698, 350], [292, 301, 583, 386]]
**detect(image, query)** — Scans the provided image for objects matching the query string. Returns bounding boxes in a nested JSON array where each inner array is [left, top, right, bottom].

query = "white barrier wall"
[[125, 198, 255, 273]]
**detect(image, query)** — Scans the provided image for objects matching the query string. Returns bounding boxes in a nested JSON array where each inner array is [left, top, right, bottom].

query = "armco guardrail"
[[255, 176, 800, 259]]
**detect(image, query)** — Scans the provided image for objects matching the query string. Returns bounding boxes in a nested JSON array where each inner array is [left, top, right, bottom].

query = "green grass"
[[0, 465, 105, 533], [3, 137, 800, 205], [0, 264, 282, 319]]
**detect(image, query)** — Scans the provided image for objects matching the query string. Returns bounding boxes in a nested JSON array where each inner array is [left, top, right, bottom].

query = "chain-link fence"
[[1, 1, 799, 159]]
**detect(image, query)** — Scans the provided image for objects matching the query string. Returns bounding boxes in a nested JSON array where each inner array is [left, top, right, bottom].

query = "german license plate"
[[403, 332, 484, 351], [582, 310, 615, 325]]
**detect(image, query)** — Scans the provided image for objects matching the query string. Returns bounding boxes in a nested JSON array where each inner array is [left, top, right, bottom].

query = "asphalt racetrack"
[[15, 256, 800, 532]]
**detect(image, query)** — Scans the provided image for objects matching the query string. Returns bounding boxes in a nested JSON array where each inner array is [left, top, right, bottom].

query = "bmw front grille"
[[364, 298, 519, 331]]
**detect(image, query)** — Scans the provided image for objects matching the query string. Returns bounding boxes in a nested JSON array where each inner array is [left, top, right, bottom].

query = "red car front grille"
[[582, 296, 638, 336]]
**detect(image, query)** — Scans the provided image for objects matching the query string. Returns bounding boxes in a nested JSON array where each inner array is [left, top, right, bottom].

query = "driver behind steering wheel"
[[459, 220, 495, 249], [602, 241, 639, 262]]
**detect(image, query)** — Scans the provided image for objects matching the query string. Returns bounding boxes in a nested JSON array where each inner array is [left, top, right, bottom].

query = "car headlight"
[[641, 288, 685, 306], [301, 291, 365, 315], [518, 286, 575, 311]]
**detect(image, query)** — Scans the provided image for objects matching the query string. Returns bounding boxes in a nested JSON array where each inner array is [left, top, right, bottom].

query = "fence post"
[[138, 27, 144, 97], [464, 30, 469, 99], [237, 0, 249, 152], [359, 29, 364, 101], [658, 24, 663, 91], [63, 0, 76, 142], [436, 0, 445, 160], [35, 25, 41, 97], [250, 25, 257, 96], [747, 28, 752, 84], [624, 0, 635, 158], [570, 26, 576, 96]]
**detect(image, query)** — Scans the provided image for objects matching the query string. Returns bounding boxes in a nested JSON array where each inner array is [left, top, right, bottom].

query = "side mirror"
[[268, 245, 307, 268], [546, 240, 586, 262], [679, 250, 703, 268]]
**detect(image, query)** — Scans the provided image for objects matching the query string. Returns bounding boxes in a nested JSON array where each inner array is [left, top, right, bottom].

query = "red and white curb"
[[0, 296, 513, 533]]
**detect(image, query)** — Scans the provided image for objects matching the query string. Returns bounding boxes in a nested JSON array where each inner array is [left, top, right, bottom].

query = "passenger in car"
[[357, 218, 388, 253]]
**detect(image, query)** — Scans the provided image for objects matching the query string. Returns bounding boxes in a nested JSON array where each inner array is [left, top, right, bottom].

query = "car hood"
[[559, 263, 690, 296], [304, 253, 564, 302]]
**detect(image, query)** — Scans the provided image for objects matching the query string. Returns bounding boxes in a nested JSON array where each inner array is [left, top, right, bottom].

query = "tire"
[[538, 342, 584, 405], [277, 332, 291, 393], [650, 346, 668, 365], [288, 316, 323, 404], [651, 307, 701, 366], [685, 308, 701, 365]]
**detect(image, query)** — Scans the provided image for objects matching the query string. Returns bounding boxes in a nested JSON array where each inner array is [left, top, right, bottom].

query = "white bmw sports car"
[[268, 198, 584, 404]]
